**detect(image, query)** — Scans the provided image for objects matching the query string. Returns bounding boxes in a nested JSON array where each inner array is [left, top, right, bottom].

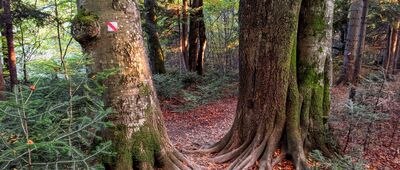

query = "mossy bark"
[[144, 0, 166, 74], [193, 0, 337, 169], [73, 0, 196, 169]]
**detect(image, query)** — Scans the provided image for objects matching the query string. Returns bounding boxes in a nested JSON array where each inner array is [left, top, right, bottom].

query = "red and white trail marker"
[[106, 22, 118, 32]]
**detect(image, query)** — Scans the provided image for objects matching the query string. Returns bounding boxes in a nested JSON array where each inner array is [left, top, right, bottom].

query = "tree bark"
[[1, 31, 8, 73], [353, 0, 367, 83], [1, 2, 8, 95], [393, 29, 400, 73], [383, 24, 393, 70], [188, 0, 200, 72], [181, 0, 189, 69], [0, 33, 5, 100], [72, 0, 196, 169], [350, 0, 368, 99], [144, 0, 166, 74], [337, 0, 363, 85], [196, 0, 206, 75], [389, 22, 400, 73], [2, 0, 18, 90], [192, 0, 336, 169]]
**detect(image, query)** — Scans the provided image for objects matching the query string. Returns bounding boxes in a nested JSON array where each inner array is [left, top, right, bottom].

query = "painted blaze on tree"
[[193, 0, 337, 169], [72, 0, 197, 169]]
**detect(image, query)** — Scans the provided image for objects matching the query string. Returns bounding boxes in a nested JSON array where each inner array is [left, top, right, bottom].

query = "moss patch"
[[139, 83, 152, 97], [73, 9, 99, 24], [131, 126, 161, 169]]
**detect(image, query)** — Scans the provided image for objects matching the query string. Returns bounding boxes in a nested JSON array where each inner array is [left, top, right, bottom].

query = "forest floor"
[[162, 76, 400, 170]]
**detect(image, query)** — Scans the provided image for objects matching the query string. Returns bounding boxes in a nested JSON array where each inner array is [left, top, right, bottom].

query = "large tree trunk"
[[144, 0, 166, 74], [350, 0, 368, 99], [337, 0, 363, 85], [196, 0, 206, 75], [192, 0, 336, 169], [2, 0, 18, 90], [181, 0, 189, 69], [72, 0, 196, 169]]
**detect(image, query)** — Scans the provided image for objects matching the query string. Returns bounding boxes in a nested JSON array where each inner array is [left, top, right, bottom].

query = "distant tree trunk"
[[0, 34, 5, 100], [389, 21, 400, 74], [72, 0, 196, 169], [393, 30, 400, 73], [2, 0, 18, 90], [337, 0, 363, 85], [188, 0, 200, 71], [19, 24, 29, 83], [1, 3, 9, 82], [383, 24, 393, 69], [188, 0, 206, 74], [1, 32, 8, 73], [353, 0, 367, 83], [144, 0, 166, 74], [350, 0, 368, 99], [196, 0, 336, 169], [181, 0, 189, 69], [384, 23, 399, 73], [196, 0, 206, 75]]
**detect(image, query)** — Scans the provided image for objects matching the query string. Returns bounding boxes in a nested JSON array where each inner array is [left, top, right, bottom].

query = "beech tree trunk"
[[350, 0, 368, 99], [2, 0, 18, 90], [338, 0, 363, 85], [193, 0, 336, 169], [353, 0, 368, 83], [72, 0, 196, 169], [181, 0, 189, 69], [144, 0, 166, 74]]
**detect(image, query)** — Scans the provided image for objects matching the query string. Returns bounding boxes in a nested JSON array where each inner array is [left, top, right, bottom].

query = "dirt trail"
[[163, 85, 399, 169]]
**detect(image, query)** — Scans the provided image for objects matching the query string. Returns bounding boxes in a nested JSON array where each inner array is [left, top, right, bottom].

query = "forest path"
[[162, 83, 399, 169]]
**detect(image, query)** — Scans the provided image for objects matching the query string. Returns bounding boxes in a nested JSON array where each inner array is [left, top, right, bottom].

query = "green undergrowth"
[[310, 150, 367, 170], [153, 69, 239, 112], [0, 57, 113, 169]]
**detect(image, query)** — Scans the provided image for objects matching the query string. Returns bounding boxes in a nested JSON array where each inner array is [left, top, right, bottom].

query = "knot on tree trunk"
[[71, 11, 100, 45]]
